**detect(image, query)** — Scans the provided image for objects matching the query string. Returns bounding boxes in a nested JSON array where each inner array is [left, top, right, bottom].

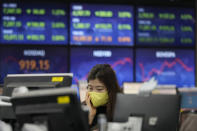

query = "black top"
[[90, 106, 107, 130]]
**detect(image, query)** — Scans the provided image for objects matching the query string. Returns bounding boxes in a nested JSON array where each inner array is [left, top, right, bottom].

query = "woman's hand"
[[86, 92, 97, 125]]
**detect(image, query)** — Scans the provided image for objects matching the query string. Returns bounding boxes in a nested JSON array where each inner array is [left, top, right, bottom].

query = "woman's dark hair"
[[87, 64, 121, 121]]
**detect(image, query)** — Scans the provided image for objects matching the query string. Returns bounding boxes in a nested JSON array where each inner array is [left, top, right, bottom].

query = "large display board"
[[0, 46, 68, 83], [70, 47, 133, 86], [136, 6, 195, 47], [70, 4, 134, 46], [135, 48, 195, 87], [1, 2, 68, 45]]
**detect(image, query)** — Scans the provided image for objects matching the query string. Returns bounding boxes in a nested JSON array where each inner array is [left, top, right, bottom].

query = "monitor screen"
[[135, 48, 195, 87], [70, 4, 134, 46], [123, 82, 143, 94], [0, 73, 73, 120], [1, 2, 68, 45], [70, 47, 133, 86], [11, 88, 88, 131], [2, 73, 73, 97], [0, 46, 68, 83], [179, 88, 197, 109], [113, 93, 180, 131], [136, 6, 195, 47]]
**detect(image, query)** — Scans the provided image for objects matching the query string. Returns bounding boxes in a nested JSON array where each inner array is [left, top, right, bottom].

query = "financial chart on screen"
[[0, 2, 68, 45], [135, 48, 195, 87], [70, 47, 133, 86], [0, 46, 68, 83], [70, 4, 134, 46], [136, 6, 195, 47]]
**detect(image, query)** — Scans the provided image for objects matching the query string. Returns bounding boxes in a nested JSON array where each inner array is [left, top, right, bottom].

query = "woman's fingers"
[[86, 92, 91, 107], [85, 92, 88, 100]]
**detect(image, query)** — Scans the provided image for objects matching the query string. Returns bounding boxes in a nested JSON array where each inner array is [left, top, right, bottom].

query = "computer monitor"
[[123, 82, 143, 94], [3, 73, 73, 96], [113, 93, 180, 131], [179, 88, 197, 109], [11, 88, 88, 131]]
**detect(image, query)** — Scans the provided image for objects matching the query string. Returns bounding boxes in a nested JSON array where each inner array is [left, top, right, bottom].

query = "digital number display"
[[135, 48, 195, 87], [70, 4, 134, 46], [136, 7, 195, 47], [0, 46, 68, 83], [1, 2, 68, 45], [18, 59, 50, 71], [70, 47, 133, 86]]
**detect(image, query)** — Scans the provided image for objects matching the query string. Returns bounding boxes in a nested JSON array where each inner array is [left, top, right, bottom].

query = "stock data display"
[[1, 2, 68, 44], [0, 47, 68, 83], [135, 48, 195, 87], [70, 47, 133, 86], [180, 91, 197, 108], [70, 4, 134, 46], [137, 7, 195, 46]]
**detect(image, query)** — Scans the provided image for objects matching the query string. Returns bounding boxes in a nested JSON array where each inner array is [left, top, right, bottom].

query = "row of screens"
[[0, 2, 195, 47], [0, 46, 195, 87]]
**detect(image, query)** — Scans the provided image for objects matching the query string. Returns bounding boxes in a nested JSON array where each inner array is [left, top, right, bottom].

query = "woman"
[[85, 64, 121, 129]]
